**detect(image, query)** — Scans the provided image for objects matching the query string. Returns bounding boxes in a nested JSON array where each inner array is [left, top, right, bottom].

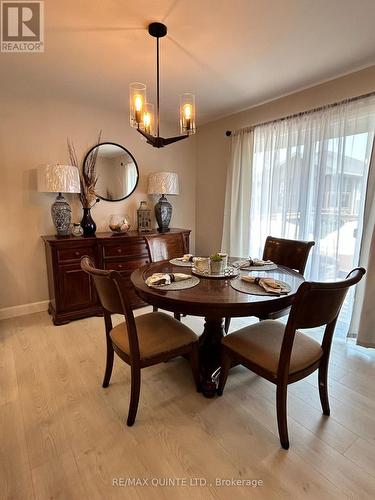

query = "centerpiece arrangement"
[[209, 253, 226, 274], [191, 252, 238, 279]]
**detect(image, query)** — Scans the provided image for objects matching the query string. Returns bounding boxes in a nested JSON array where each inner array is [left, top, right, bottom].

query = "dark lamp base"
[[154, 194, 172, 232]]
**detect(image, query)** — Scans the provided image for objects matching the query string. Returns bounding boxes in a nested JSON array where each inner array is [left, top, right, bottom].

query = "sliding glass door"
[[249, 97, 375, 336]]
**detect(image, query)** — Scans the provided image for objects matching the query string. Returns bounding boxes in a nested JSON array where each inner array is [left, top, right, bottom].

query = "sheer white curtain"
[[222, 129, 254, 257], [222, 95, 375, 335], [349, 143, 375, 346]]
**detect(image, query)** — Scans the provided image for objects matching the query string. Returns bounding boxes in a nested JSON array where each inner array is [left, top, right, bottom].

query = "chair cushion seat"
[[110, 312, 198, 360], [222, 320, 323, 375]]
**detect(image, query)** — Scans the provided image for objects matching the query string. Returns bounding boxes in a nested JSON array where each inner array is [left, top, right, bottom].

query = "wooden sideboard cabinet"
[[42, 229, 191, 325]]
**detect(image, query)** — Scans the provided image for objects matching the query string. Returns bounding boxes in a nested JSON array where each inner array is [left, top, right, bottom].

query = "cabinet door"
[[58, 263, 97, 312]]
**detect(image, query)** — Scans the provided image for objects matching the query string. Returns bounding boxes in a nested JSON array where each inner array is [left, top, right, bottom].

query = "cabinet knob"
[[118, 264, 123, 268], [117, 248, 122, 253], [75, 251, 80, 256]]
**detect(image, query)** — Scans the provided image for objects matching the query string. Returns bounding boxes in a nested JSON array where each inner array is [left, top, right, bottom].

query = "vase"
[[80, 208, 96, 236], [210, 260, 224, 274]]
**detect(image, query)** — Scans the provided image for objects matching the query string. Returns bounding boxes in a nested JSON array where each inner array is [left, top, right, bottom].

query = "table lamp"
[[38, 164, 81, 236], [147, 172, 179, 232]]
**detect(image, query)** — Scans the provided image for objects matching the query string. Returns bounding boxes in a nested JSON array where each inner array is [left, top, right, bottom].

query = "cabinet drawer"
[[104, 257, 149, 272], [57, 246, 95, 262], [102, 240, 148, 258]]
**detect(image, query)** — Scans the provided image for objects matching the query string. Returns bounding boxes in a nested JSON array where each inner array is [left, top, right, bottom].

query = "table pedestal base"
[[199, 317, 225, 397]]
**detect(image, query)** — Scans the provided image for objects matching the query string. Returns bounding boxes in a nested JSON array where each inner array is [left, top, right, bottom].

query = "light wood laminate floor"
[[1, 308, 375, 499]]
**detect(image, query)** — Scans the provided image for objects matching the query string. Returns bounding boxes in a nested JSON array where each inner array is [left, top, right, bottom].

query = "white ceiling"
[[1, 0, 375, 125]]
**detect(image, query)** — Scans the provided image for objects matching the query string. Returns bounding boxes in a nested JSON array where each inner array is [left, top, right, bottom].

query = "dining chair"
[[81, 256, 200, 426], [218, 267, 365, 449], [224, 236, 315, 332], [145, 233, 188, 320]]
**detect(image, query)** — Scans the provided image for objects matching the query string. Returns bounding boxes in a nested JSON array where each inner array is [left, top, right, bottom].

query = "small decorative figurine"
[[71, 223, 84, 237]]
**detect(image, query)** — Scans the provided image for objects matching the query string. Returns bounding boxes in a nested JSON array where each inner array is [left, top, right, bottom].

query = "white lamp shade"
[[37, 164, 81, 194], [147, 172, 179, 195]]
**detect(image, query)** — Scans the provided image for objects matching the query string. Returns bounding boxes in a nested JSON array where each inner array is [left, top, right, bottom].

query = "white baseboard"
[[0, 300, 49, 321]]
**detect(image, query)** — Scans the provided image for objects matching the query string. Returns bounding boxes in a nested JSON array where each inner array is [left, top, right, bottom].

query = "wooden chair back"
[[288, 268, 365, 330], [262, 236, 315, 274], [80, 256, 140, 359], [145, 233, 187, 262], [278, 267, 365, 377]]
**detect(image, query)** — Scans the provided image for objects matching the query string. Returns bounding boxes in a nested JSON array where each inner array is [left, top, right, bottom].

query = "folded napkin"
[[177, 254, 194, 262], [146, 273, 191, 287], [241, 276, 288, 295], [237, 257, 274, 269]]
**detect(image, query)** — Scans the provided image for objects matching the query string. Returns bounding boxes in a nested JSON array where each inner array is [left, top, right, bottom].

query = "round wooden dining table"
[[131, 260, 304, 397]]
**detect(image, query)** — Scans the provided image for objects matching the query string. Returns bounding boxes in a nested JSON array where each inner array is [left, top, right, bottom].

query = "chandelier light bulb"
[[129, 82, 146, 128], [134, 95, 143, 123], [180, 94, 196, 135]]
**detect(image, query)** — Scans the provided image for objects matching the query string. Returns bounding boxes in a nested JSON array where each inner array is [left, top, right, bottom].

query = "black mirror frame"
[[83, 141, 139, 202]]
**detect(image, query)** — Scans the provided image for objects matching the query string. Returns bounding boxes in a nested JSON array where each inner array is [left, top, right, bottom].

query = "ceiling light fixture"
[[129, 22, 196, 148]]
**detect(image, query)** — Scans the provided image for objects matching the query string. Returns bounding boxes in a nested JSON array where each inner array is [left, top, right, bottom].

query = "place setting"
[[230, 274, 291, 296], [169, 253, 195, 267], [229, 255, 292, 295], [232, 257, 278, 271], [145, 272, 200, 290]]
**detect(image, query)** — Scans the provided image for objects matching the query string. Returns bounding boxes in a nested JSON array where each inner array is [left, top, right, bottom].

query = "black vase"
[[81, 208, 96, 236]]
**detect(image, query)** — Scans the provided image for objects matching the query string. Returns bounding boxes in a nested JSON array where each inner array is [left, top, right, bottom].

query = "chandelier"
[[129, 22, 196, 148]]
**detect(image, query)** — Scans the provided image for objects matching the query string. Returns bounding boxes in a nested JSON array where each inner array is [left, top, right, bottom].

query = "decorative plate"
[[191, 265, 240, 280]]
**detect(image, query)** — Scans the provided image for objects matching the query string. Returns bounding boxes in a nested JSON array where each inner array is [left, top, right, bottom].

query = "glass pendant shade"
[[179, 93, 196, 135], [141, 103, 155, 136], [129, 82, 146, 128]]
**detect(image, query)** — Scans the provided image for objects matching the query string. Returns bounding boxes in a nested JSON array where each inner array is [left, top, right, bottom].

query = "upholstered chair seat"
[[222, 320, 323, 376], [110, 312, 198, 363]]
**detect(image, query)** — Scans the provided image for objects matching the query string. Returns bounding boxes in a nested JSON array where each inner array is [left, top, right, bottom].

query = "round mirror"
[[84, 142, 139, 202]]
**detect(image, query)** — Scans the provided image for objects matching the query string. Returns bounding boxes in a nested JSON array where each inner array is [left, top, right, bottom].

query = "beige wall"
[[2, 66, 374, 310], [0, 96, 196, 309], [195, 66, 375, 256]]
